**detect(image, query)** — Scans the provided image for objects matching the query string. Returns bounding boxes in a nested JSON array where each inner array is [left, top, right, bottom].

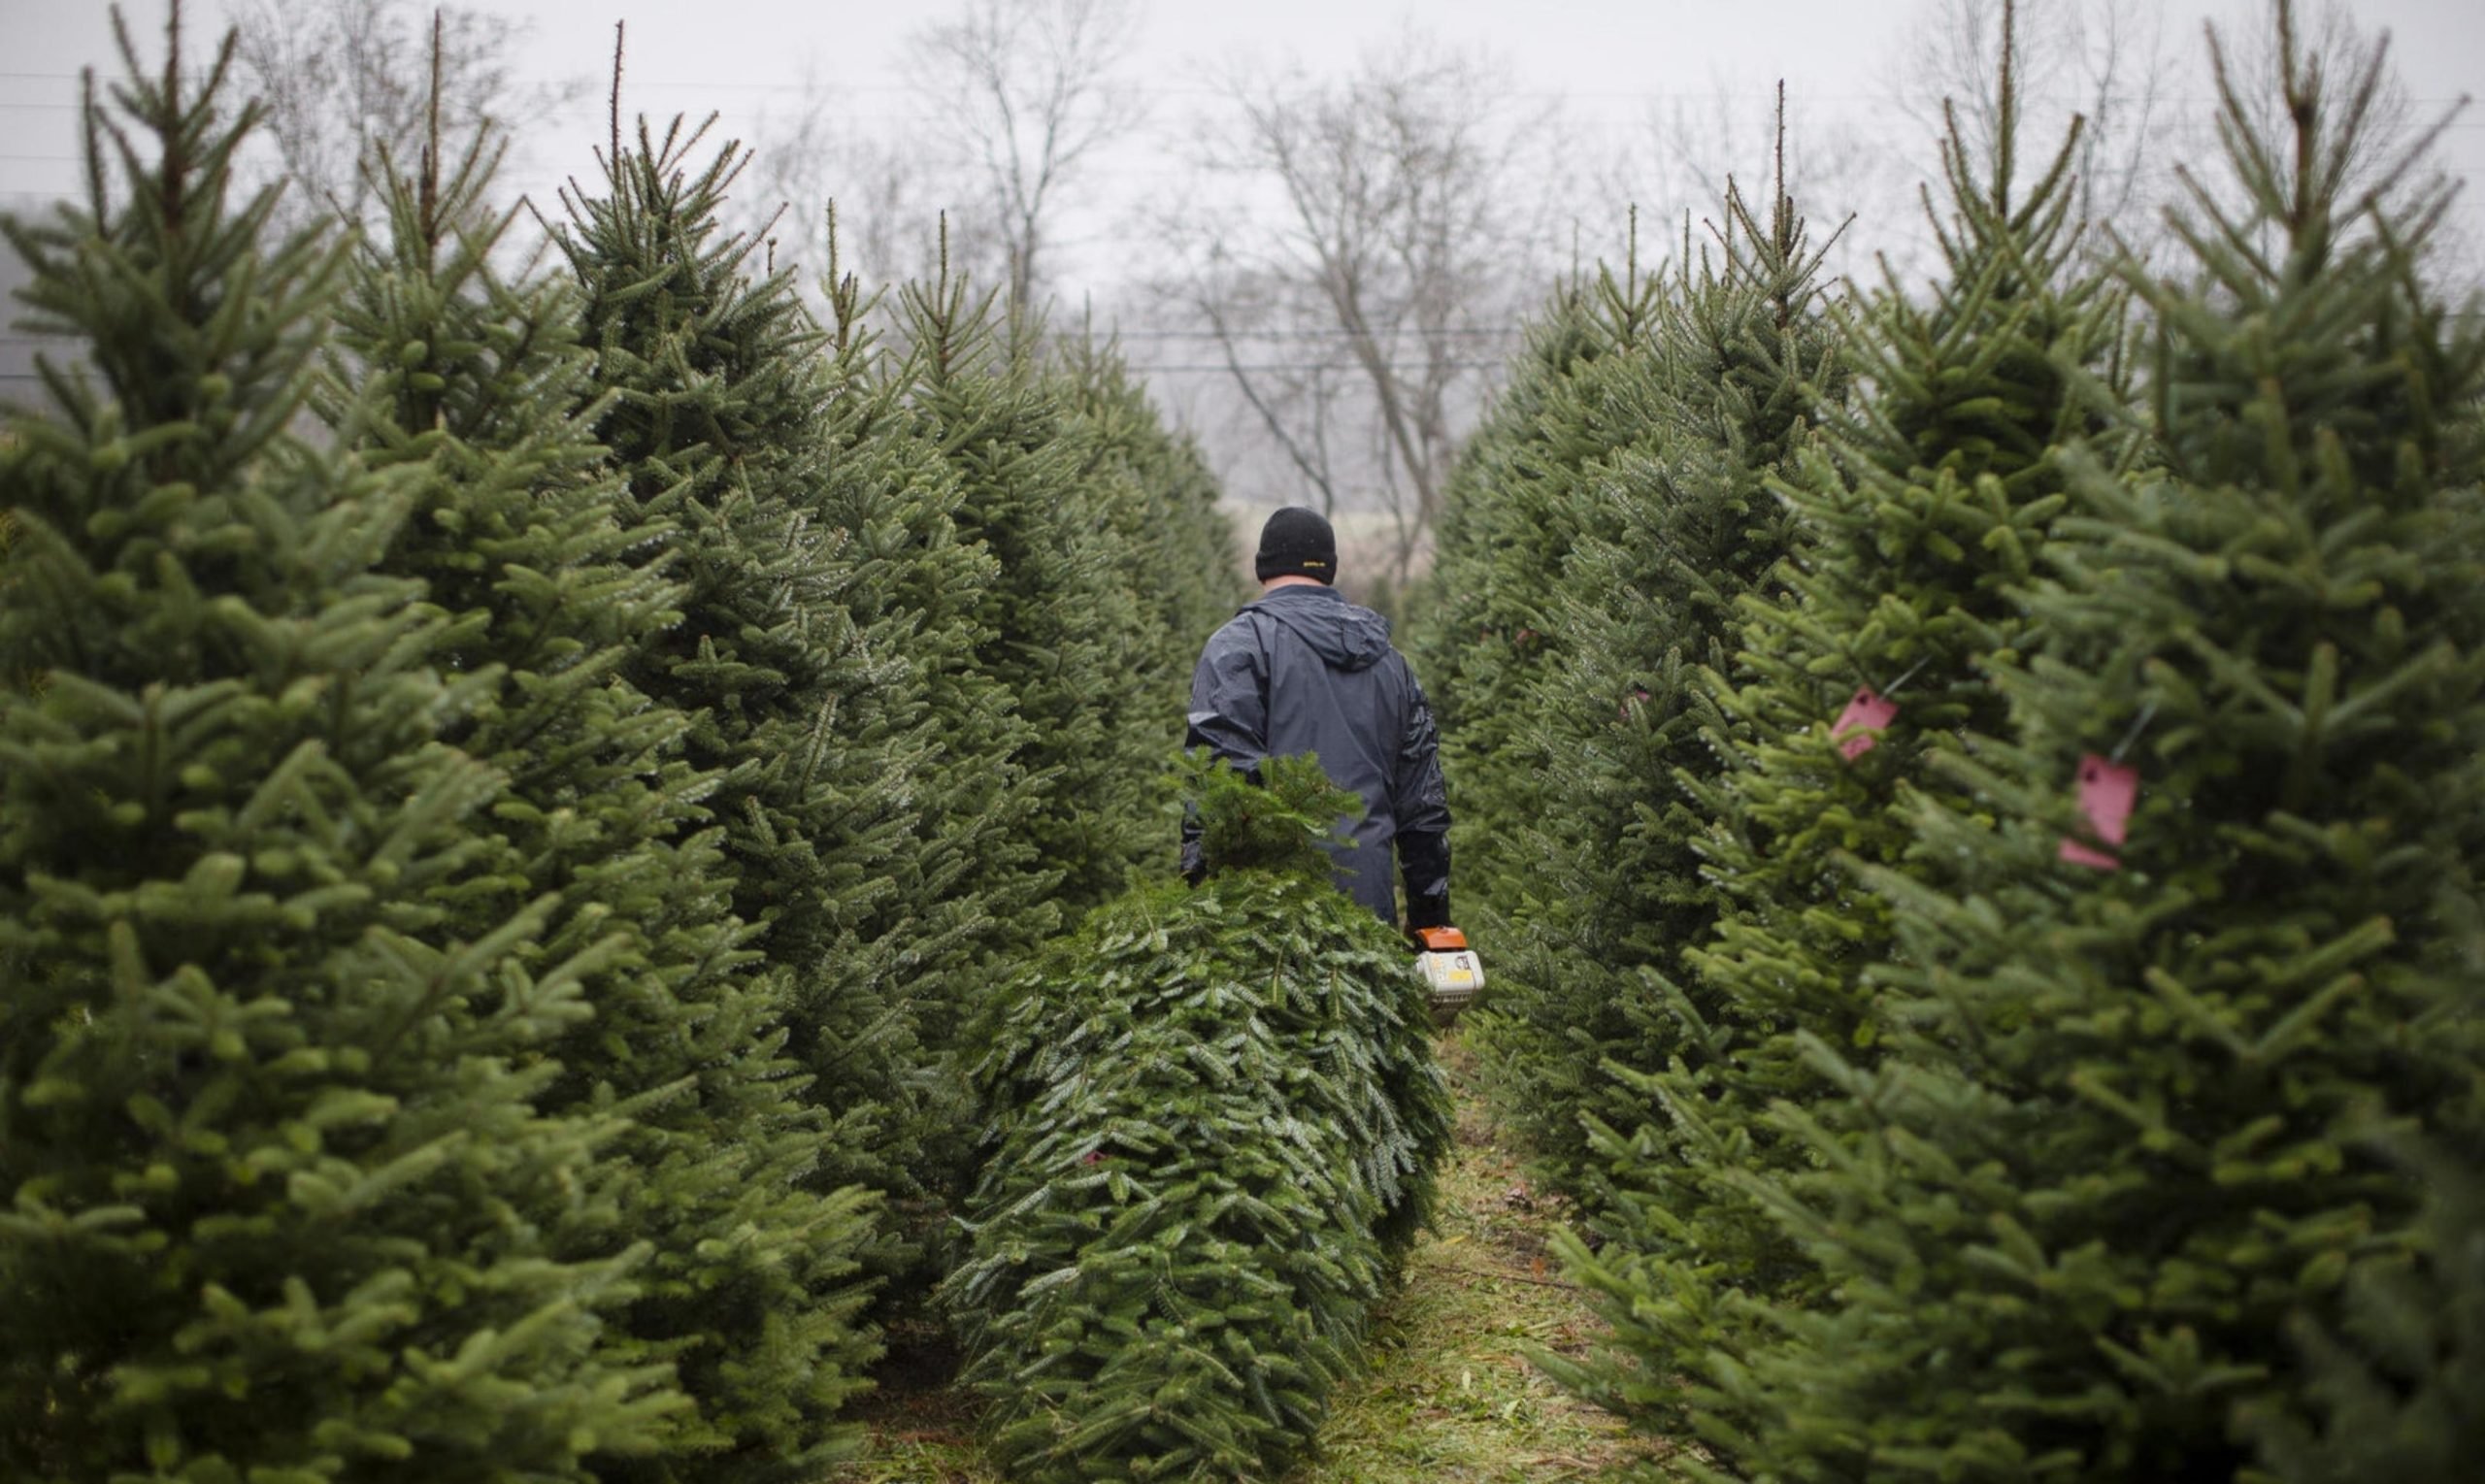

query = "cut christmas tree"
[[946, 754, 1451, 1483]]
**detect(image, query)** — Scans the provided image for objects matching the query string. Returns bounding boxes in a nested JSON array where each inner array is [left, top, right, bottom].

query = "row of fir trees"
[[0, 9, 1242, 1481], [1412, 2, 2485, 1480]]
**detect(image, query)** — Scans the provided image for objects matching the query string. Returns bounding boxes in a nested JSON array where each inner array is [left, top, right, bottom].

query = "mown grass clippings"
[[1278, 1035, 1673, 1483], [819, 1318, 995, 1484], [823, 1358, 998, 1484]]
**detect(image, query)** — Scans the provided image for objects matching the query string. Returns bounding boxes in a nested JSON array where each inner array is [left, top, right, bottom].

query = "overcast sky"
[[4, 0, 2475, 518], [5, 0, 2480, 345], [6, 2, 2478, 280]]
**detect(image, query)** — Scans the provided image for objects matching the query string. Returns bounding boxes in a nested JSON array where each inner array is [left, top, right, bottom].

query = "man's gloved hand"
[[1405, 891, 1451, 931]]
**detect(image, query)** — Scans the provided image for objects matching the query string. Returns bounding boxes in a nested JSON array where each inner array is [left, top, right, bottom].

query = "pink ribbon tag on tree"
[[1832, 686, 1900, 760], [2058, 752, 2138, 870]]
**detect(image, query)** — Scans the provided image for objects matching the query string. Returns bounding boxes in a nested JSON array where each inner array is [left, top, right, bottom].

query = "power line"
[[0, 65, 2476, 109], [1106, 326, 1524, 342], [1123, 361, 1505, 375]]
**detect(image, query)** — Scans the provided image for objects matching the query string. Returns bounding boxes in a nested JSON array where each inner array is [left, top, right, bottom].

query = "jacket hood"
[[1245, 584, 1394, 673]]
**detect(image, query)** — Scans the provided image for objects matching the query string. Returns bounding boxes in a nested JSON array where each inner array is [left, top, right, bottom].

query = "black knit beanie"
[[1254, 506, 1338, 584]]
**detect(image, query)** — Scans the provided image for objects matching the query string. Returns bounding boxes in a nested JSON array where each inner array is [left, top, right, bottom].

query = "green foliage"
[[1056, 337, 1243, 682], [1455, 175, 1844, 1202], [1684, 90, 2120, 1112], [330, 117, 876, 1479], [1407, 281, 1609, 936], [1546, 35, 2142, 1453], [0, 15, 679, 1477], [896, 278, 1151, 927], [553, 115, 947, 1227], [2, 16, 1246, 1482], [1665, 15, 2485, 1478], [1185, 746, 1367, 879], [2243, 1138, 2485, 1484], [947, 754, 1451, 1482]]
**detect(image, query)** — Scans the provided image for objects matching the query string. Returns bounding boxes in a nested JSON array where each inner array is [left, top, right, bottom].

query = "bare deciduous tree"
[[222, 0, 584, 239], [1152, 32, 1565, 591], [740, 69, 954, 300], [903, 0, 1146, 311]]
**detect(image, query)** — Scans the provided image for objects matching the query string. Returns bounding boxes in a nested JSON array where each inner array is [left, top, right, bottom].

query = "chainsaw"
[[1411, 925, 1483, 1027]]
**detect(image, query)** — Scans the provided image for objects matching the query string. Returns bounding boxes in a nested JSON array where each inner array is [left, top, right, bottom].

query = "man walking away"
[[1182, 507, 1452, 931]]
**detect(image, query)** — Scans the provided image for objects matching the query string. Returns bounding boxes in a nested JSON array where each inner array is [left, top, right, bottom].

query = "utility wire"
[[1104, 326, 1523, 340], [1120, 362, 1506, 375], [0, 66, 2475, 108]]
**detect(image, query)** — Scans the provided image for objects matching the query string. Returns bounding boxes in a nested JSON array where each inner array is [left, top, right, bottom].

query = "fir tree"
[[1685, 8, 2132, 1147], [946, 754, 1451, 1482], [0, 10, 679, 1476], [329, 84, 875, 1479], [1408, 280, 1610, 934], [1547, 13, 2139, 1448], [1677, 10, 2485, 1476], [791, 237, 1046, 1250], [1055, 334, 1242, 702], [1468, 156, 1845, 1202], [2244, 1138, 2485, 1484], [896, 268, 1155, 923], [552, 112, 940, 1223]]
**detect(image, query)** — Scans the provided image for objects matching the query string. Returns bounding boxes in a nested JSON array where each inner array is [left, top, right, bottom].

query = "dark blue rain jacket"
[[1181, 584, 1452, 925]]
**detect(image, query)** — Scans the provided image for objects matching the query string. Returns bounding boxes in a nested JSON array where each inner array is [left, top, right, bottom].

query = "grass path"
[[825, 1034, 1672, 1482]]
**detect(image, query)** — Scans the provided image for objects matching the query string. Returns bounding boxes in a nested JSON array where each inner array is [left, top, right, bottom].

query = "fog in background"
[[6, 0, 2479, 586]]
